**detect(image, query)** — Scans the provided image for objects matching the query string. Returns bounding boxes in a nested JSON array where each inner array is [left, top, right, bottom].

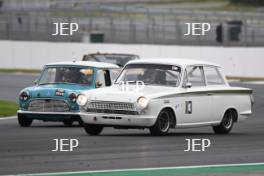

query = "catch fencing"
[[0, 2, 264, 46]]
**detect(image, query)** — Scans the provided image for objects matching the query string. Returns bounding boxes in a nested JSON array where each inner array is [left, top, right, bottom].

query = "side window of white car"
[[204, 66, 225, 85], [185, 66, 205, 87]]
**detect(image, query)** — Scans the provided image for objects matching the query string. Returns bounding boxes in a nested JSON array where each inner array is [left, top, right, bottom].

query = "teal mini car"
[[17, 61, 119, 127]]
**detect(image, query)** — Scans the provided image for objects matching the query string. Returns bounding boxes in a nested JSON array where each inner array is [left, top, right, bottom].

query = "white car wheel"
[[83, 124, 104, 136], [149, 110, 170, 136], [213, 110, 235, 134]]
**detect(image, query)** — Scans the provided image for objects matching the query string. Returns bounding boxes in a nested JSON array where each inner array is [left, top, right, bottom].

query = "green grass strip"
[[33, 164, 264, 176], [0, 100, 18, 117]]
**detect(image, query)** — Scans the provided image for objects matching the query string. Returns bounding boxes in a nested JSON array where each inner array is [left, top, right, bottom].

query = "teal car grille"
[[28, 99, 70, 112]]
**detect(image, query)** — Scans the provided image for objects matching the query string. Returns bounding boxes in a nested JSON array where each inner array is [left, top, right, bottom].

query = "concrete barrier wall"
[[0, 40, 263, 77]]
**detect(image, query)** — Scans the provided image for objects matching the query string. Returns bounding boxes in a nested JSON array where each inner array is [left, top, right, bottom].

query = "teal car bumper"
[[17, 110, 80, 121]]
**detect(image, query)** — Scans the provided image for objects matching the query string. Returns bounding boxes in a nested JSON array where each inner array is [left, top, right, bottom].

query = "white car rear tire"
[[213, 110, 235, 134]]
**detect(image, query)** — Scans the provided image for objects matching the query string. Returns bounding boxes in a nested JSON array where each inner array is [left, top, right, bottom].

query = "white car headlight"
[[77, 94, 88, 106], [137, 96, 148, 109]]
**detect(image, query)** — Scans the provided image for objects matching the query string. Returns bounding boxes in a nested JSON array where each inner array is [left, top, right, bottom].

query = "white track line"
[[18, 162, 264, 176], [0, 116, 16, 120]]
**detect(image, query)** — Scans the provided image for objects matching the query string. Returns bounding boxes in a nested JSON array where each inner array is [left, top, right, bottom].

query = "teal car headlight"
[[69, 93, 77, 103], [19, 91, 30, 101]]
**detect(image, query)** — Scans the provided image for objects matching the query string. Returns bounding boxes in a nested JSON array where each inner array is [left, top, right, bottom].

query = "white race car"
[[77, 58, 254, 136]]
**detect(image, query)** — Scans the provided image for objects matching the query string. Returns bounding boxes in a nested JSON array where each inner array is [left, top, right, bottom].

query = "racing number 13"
[[185, 101, 192, 114]]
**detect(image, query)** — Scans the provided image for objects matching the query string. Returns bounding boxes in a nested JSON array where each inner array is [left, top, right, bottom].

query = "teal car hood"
[[27, 84, 94, 99]]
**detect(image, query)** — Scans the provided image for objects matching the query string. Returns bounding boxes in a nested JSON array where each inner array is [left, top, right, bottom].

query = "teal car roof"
[[45, 61, 119, 69]]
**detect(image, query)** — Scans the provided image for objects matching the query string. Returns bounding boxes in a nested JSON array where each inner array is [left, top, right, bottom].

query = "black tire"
[[63, 120, 74, 127], [213, 110, 235, 134], [18, 114, 33, 127], [78, 119, 84, 126], [83, 123, 103, 136], [149, 110, 170, 136]]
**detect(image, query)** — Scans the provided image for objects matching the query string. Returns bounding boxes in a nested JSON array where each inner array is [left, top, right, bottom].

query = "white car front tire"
[[83, 123, 104, 136], [149, 110, 171, 136]]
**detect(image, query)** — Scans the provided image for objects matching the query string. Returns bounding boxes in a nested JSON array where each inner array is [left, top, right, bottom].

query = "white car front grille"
[[86, 101, 138, 115]]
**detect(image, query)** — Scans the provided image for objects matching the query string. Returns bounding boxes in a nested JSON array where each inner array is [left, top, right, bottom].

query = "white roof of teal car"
[[127, 58, 220, 68], [45, 61, 120, 69]]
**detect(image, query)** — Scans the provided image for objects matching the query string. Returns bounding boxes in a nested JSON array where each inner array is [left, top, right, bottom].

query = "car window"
[[110, 69, 120, 82], [204, 66, 225, 85], [115, 64, 181, 87], [41, 68, 56, 84], [39, 67, 94, 86], [185, 66, 205, 87], [104, 70, 111, 86]]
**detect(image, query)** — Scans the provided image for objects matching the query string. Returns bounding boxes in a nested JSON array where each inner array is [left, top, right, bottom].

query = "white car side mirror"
[[96, 81, 103, 88], [184, 82, 192, 89]]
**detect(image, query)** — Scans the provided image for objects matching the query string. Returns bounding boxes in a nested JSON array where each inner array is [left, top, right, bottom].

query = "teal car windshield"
[[39, 66, 94, 86]]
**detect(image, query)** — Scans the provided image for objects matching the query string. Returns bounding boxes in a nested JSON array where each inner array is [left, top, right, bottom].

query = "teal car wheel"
[[18, 114, 33, 127], [78, 119, 84, 126]]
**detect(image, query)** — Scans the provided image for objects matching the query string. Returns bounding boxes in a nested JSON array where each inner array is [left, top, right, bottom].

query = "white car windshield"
[[115, 64, 181, 87], [38, 66, 94, 86]]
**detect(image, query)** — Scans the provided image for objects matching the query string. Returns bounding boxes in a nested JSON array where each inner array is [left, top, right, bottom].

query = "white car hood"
[[82, 84, 179, 103]]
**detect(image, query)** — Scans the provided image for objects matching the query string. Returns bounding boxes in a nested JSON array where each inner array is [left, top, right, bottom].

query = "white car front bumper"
[[79, 112, 157, 127]]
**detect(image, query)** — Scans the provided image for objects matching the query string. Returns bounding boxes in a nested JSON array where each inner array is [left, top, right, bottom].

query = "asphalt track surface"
[[0, 73, 264, 175]]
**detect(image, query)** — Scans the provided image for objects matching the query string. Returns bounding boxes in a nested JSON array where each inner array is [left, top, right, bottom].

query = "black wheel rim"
[[223, 112, 233, 129], [159, 112, 170, 132]]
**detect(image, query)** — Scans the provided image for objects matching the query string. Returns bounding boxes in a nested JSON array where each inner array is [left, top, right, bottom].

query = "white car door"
[[203, 66, 227, 122], [179, 66, 213, 125]]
